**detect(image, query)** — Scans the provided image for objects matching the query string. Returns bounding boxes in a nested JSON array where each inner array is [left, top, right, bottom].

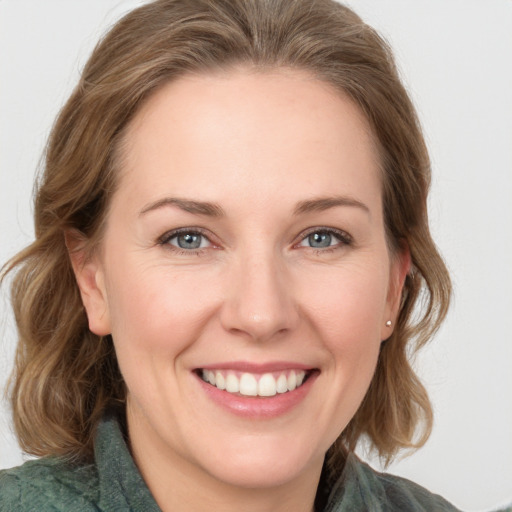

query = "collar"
[[95, 412, 161, 511]]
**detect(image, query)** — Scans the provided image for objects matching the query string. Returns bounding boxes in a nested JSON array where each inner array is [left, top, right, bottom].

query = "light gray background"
[[1, 1, 511, 510]]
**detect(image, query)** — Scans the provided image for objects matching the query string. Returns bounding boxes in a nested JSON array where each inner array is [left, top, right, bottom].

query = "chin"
[[193, 432, 326, 489]]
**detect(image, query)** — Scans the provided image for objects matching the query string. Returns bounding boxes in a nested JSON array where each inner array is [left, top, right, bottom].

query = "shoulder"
[[0, 457, 99, 512], [0, 413, 160, 511], [325, 454, 461, 511], [359, 461, 460, 511]]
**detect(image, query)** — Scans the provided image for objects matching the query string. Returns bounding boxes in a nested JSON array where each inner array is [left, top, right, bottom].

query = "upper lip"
[[197, 361, 315, 373]]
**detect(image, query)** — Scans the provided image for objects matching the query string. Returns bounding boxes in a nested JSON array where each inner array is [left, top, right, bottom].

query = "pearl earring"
[[385, 320, 392, 327]]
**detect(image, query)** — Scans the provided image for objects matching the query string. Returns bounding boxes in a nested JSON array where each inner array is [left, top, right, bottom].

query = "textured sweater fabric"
[[0, 413, 461, 511]]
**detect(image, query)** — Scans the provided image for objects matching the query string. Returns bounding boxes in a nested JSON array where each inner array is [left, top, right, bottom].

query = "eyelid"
[[158, 227, 215, 247], [156, 226, 352, 252], [295, 226, 353, 248]]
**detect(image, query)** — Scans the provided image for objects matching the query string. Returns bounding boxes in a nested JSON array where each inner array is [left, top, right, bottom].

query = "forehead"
[[116, 68, 381, 213]]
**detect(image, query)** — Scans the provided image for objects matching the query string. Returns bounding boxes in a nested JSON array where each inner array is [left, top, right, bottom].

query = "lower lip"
[[196, 372, 318, 419]]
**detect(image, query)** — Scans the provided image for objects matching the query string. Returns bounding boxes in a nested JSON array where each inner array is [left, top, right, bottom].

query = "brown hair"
[[2, 0, 450, 469]]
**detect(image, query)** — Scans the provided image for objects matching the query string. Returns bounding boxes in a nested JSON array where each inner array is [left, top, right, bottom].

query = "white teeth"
[[287, 371, 297, 391], [239, 373, 258, 396], [258, 373, 277, 397], [225, 373, 239, 393], [200, 369, 309, 397], [276, 374, 288, 393], [215, 371, 226, 390]]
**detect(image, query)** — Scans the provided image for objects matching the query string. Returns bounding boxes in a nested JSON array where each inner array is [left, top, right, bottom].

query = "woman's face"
[[76, 69, 407, 491]]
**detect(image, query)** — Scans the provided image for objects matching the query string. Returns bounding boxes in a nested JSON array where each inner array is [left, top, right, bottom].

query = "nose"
[[220, 251, 299, 342]]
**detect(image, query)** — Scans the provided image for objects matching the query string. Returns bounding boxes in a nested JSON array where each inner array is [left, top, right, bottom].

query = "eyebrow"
[[139, 197, 225, 217], [293, 196, 370, 216], [139, 195, 370, 218]]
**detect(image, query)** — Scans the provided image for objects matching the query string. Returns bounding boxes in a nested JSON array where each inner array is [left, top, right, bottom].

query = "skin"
[[70, 68, 409, 512]]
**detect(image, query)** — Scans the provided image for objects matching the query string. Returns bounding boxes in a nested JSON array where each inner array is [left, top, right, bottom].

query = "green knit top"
[[0, 413, 461, 511]]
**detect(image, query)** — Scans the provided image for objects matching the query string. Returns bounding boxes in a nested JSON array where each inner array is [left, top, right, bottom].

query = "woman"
[[0, 0, 457, 510]]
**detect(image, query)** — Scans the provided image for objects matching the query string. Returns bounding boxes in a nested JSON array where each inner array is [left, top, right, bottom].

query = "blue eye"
[[299, 229, 351, 249], [307, 232, 333, 248], [165, 231, 211, 250]]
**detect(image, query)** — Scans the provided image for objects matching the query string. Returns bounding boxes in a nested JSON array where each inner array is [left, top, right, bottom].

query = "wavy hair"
[[2, 0, 451, 469]]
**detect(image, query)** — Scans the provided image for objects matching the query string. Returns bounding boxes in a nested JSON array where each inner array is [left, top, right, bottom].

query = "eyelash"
[[158, 228, 213, 256], [297, 227, 353, 254], [157, 227, 353, 255]]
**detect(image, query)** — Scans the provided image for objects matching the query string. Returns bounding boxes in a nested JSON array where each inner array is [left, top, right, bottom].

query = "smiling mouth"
[[197, 369, 314, 398]]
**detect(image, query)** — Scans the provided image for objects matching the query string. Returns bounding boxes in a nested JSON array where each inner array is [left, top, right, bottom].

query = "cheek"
[[298, 262, 388, 401], [320, 272, 386, 421], [104, 259, 221, 360], [300, 261, 390, 343]]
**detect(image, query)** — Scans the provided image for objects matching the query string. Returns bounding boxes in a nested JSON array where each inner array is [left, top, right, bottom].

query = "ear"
[[381, 241, 411, 340], [65, 230, 111, 336]]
